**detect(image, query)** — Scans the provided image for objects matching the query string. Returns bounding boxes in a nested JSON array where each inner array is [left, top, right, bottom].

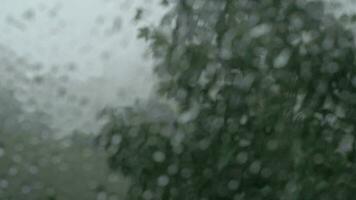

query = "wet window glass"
[[1, 0, 356, 199]]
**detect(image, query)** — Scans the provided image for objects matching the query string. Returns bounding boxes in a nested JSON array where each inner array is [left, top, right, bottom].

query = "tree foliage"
[[100, 0, 356, 199]]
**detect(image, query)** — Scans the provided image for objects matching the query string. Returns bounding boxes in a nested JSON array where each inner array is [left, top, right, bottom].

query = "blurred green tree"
[[99, 0, 356, 199]]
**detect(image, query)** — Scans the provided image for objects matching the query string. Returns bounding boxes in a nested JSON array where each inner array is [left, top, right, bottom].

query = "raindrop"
[[249, 161, 261, 174], [236, 152, 248, 164], [0, 147, 5, 158], [249, 24, 271, 38], [153, 151, 165, 162], [239, 139, 251, 147], [111, 135, 122, 145], [228, 180, 239, 190], [240, 115, 248, 125], [261, 168, 272, 178], [168, 164, 178, 175], [181, 168, 193, 178], [22, 9, 36, 20], [273, 49, 291, 68], [337, 133, 354, 154], [22, 185, 32, 194], [157, 175, 169, 187], [0, 180, 8, 189], [351, 76, 356, 88], [266, 140, 278, 151], [8, 167, 18, 176], [142, 190, 153, 200], [97, 191, 107, 200], [111, 16, 122, 33]]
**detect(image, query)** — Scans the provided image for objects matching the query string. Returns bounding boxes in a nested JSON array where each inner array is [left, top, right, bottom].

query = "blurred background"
[[1, 0, 356, 199]]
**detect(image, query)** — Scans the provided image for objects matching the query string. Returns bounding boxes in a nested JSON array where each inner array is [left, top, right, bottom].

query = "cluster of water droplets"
[[0, 0, 168, 198]]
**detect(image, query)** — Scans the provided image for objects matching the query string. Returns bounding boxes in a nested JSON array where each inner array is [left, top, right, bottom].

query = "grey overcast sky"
[[0, 0, 167, 135], [0, 0, 165, 79]]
